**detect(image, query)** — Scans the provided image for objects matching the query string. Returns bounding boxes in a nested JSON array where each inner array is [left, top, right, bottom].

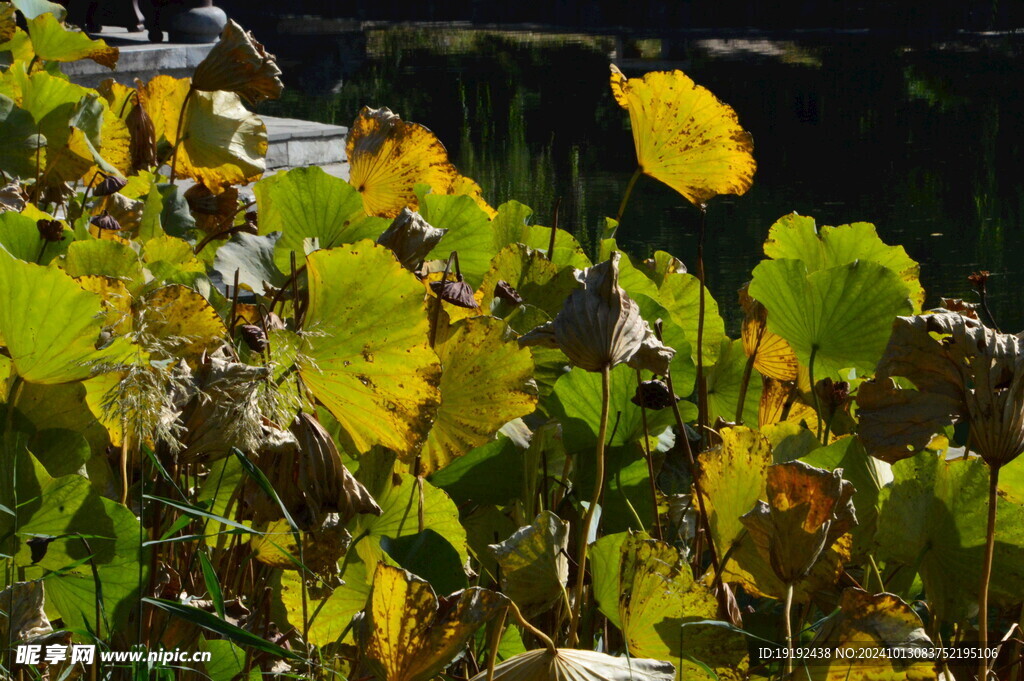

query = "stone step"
[[64, 30, 215, 88], [264, 116, 348, 169]]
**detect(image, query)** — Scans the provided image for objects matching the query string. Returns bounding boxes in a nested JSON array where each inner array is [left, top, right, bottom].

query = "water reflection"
[[260, 27, 1024, 330]]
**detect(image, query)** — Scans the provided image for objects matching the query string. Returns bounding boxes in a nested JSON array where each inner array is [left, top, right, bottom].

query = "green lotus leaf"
[[254, 166, 388, 272], [279, 555, 370, 646], [551, 363, 689, 450], [16, 379, 109, 460], [142, 234, 207, 286], [300, 241, 441, 456], [574, 444, 660, 533], [429, 435, 524, 507], [876, 451, 1024, 621], [64, 238, 144, 286], [381, 529, 467, 595], [590, 532, 631, 627], [705, 337, 761, 426], [25, 12, 117, 67], [489, 511, 568, 614], [0, 93, 45, 179], [748, 259, 913, 379], [212, 231, 288, 296], [591, 533, 748, 681], [420, 316, 536, 474], [418, 189, 495, 288], [0, 250, 130, 384], [658, 270, 726, 366], [0, 211, 68, 263], [353, 469, 468, 569], [492, 200, 591, 269], [763, 213, 924, 311], [6, 452, 142, 634], [477, 243, 580, 317]]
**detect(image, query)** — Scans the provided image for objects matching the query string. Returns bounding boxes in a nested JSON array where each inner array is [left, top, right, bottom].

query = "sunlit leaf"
[[279, 556, 370, 646], [0, 249, 129, 383], [362, 564, 505, 681], [591, 534, 748, 681], [658, 270, 725, 366], [610, 64, 755, 205], [492, 200, 591, 270], [705, 337, 761, 426], [254, 166, 388, 271], [748, 259, 913, 379], [419, 316, 535, 473], [26, 12, 117, 68], [763, 212, 925, 312], [347, 107, 459, 218], [137, 284, 227, 359], [418, 189, 496, 288], [809, 588, 937, 681], [468, 645, 675, 681], [489, 511, 568, 614], [301, 241, 441, 456], [478, 243, 579, 317]]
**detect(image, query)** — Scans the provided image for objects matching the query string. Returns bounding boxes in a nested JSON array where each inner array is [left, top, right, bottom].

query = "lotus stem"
[[615, 167, 643, 228], [568, 363, 610, 648], [808, 345, 823, 443], [784, 582, 795, 676], [695, 206, 711, 445], [636, 369, 663, 540], [169, 88, 195, 184], [979, 464, 1000, 681], [656, 321, 720, 576], [547, 196, 561, 262], [507, 599, 556, 655], [486, 607, 507, 681]]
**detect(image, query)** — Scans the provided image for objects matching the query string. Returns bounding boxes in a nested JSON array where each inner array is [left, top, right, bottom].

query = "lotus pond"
[[2, 6, 1024, 681]]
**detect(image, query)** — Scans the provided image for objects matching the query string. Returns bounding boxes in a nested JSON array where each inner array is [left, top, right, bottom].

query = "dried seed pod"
[[192, 19, 284, 105], [519, 252, 674, 374], [240, 324, 268, 353], [631, 379, 679, 410], [126, 94, 157, 172], [430, 277, 478, 309], [495, 280, 523, 306], [90, 210, 122, 232], [376, 208, 447, 270], [968, 270, 990, 294], [36, 219, 65, 242], [92, 174, 128, 197]]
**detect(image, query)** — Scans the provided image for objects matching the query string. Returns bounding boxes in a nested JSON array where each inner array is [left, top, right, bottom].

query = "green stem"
[[808, 346, 823, 443], [568, 363, 610, 648], [4, 376, 24, 668], [784, 582, 795, 676], [614, 167, 643, 227], [636, 368, 663, 540], [979, 464, 1000, 681]]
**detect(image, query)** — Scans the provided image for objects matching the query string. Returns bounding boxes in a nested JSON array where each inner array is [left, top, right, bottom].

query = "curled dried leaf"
[[376, 208, 447, 270], [93, 174, 127, 197], [430, 277, 478, 309], [0, 581, 53, 643], [192, 20, 284, 105], [125, 91, 157, 172]]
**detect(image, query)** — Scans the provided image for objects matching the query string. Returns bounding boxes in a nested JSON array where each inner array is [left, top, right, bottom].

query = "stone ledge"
[[263, 116, 348, 169]]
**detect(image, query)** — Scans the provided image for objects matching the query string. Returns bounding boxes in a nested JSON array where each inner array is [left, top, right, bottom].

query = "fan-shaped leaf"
[[610, 65, 755, 205], [468, 648, 675, 681], [300, 241, 441, 456], [26, 12, 117, 68], [489, 511, 568, 614]]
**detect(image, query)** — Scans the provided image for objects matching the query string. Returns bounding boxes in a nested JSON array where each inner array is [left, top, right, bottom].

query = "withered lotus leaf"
[[191, 19, 284, 105], [488, 511, 568, 615], [741, 460, 857, 585], [860, 310, 1024, 468], [518, 252, 673, 374], [429, 277, 478, 310], [376, 207, 447, 270], [347, 106, 459, 218], [610, 64, 755, 206], [362, 564, 506, 681], [0, 581, 53, 643]]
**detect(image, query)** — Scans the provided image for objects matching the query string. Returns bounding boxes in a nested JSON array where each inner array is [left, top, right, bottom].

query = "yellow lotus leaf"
[[136, 284, 227, 359], [418, 316, 537, 474], [300, 241, 441, 456], [740, 287, 798, 382], [0, 27, 35, 64], [810, 589, 938, 681], [75, 274, 132, 335], [449, 174, 496, 218], [139, 75, 267, 190], [347, 106, 458, 218], [758, 377, 818, 430], [610, 64, 755, 206], [363, 564, 506, 681], [26, 12, 118, 69], [468, 649, 675, 681], [0, 4, 15, 43]]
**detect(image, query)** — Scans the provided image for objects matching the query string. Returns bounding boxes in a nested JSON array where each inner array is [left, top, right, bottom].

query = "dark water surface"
[[260, 27, 1024, 331]]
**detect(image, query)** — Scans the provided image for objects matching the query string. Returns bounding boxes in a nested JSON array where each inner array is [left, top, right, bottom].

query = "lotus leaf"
[[469, 648, 675, 681], [300, 241, 441, 456], [362, 564, 505, 681], [610, 64, 755, 205], [347, 106, 459, 217], [488, 511, 568, 614], [419, 316, 536, 473], [748, 258, 913, 379], [25, 12, 117, 68]]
